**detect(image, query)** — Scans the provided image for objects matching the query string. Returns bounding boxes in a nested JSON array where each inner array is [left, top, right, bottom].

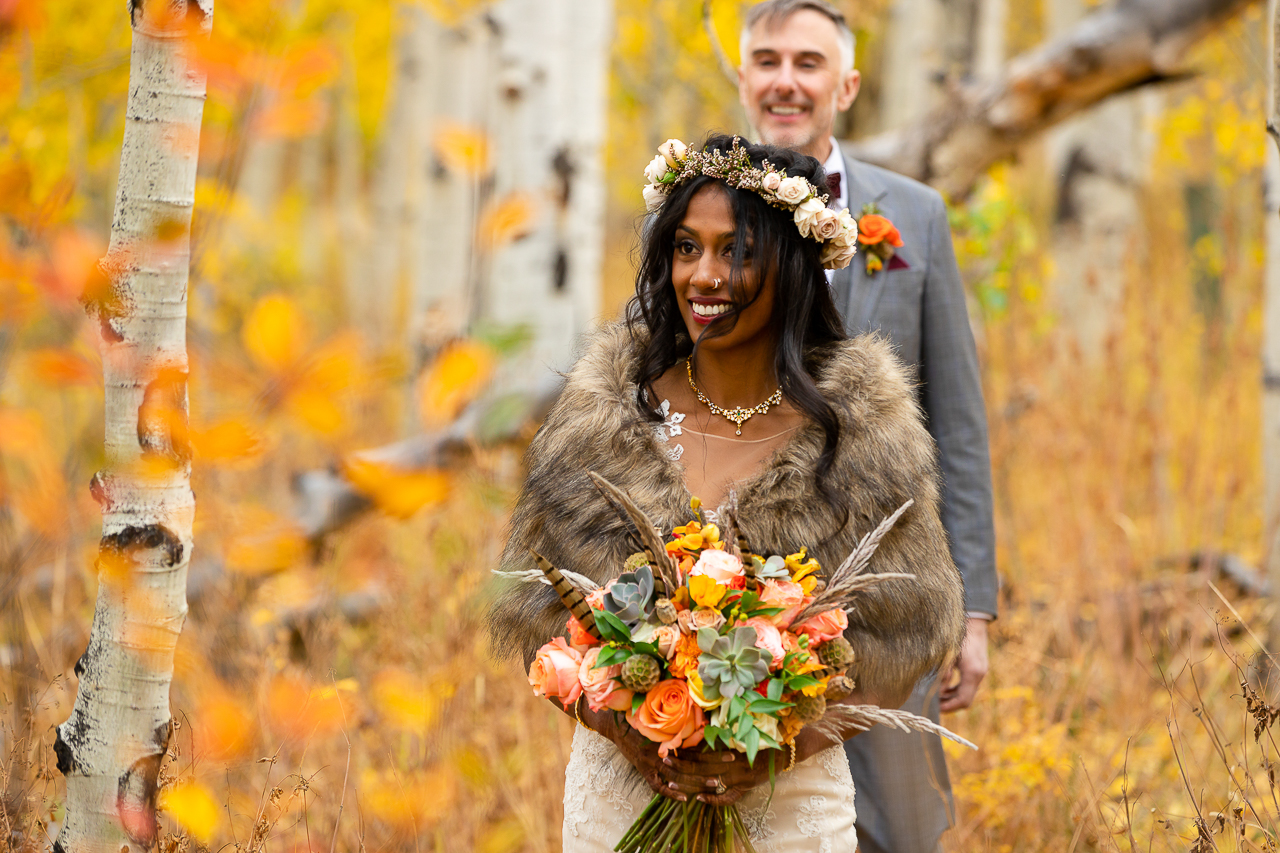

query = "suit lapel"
[[840, 154, 892, 333]]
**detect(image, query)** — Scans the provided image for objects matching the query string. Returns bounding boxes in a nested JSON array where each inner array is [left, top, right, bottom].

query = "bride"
[[487, 134, 964, 850]]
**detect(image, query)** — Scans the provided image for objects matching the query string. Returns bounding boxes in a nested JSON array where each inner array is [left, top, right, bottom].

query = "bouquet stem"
[[615, 794, 757, 853]]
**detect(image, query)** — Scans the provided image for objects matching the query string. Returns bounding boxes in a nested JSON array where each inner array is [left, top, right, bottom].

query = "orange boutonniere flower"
[[856, 203, 906, 276]]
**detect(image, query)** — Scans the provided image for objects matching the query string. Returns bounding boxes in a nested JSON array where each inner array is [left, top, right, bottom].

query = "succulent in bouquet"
[[499, 473, 973, 853]]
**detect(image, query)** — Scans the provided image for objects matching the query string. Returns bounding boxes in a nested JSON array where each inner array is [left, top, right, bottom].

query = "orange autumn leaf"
[[191, 693, 255, 760], [225, 510, 306, 574], [343, 458, 450, 518], [190, 419, 263, 462], [266, 675, 353, 740], [433, 123, 491, 175], [28, 347, 98, 386], [362, 769, 456, 828], [479, 192, 537, 247], [373, 669, 444, 731], [243, 294, 306, 373], [417, 340, 494, 426]]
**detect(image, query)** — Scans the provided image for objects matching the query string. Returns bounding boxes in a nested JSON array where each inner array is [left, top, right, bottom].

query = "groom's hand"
[[939, 617, 989, 713]]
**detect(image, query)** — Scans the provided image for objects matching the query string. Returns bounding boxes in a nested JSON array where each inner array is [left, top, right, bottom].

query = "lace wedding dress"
[[562, 725, 858, 852]]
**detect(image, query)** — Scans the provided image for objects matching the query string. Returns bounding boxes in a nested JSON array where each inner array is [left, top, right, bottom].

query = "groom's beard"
[[751, 100, 835, 159]]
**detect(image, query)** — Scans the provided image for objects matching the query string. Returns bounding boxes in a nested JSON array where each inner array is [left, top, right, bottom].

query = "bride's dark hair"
[[626, 133, 849, 515]]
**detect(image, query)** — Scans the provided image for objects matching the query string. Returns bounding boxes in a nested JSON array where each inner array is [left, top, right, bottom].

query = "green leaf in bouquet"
[[631, 692, 644, 715], [735, 713, 754, 741], [594, 609, 633, 643], [729, 694, 748, 720], [743, 727, 762, 766], [745, 697, 793, 715], [632, 640, 662, 660], [767, 678, 784, 701], [746, 605, 785, 619], [785, 674, 821, 691], [703, 724, 726, 750], [595, 646, 632, 668], [758, 731, 780, 750]]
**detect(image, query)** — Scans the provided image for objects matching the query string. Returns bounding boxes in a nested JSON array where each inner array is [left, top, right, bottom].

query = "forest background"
[[0, 0, 1274, 850]]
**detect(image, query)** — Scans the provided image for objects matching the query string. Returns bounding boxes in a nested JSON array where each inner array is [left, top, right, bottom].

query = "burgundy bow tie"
[[826, 173, 842, 207]]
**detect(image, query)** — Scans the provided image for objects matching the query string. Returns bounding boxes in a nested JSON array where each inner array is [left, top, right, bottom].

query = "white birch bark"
[[880, 0, 944, 128], [54, 0, 208, 849], [1264, 0, 1280, 636]]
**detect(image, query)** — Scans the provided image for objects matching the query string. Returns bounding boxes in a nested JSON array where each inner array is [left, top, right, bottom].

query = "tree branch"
[[702, 0, 738, 87], [846, 0, 1259, 197]]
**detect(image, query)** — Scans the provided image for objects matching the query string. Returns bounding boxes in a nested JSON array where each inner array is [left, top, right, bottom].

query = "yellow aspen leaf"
[[190, 419, 263, 462], [242, 294, 305, 373], [373, 670, 441, 731], [255, 98, 328, 139], [28, 347, 98, 386], [266, 675, 348, 740], [416, 339, 494, 426], [478, 192, 537, 247], [477, 820, 526, 853], [342, 458, 450, 518], [159, 781, 220, 844], [362, 770, 456, 828], [285, 386, 346, 435], [418, 0, 491, 27], [433, 122, 491, 175]]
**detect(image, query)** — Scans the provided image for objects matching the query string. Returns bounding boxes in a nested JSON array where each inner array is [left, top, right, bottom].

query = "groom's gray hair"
[[740, 0, 856, 72]]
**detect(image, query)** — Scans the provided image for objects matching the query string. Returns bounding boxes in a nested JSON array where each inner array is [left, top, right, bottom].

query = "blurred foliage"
[[0, 0, 1272, 850]]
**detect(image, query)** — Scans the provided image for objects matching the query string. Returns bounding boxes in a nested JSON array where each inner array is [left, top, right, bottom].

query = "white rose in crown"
[[642, 184, 666, 212], [793, 197, 825, 238], [659, 139, 688, 169], [813, 208, 843, 241], [821, 240, 857, 269], [761, 172, 783, 193], [775, 176, 810, 205], [644, 155, 669, 184]]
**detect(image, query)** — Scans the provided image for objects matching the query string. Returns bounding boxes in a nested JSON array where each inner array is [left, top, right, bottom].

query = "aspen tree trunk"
[[54, 0, 209, 849], [1265, 0, 1280, 645]]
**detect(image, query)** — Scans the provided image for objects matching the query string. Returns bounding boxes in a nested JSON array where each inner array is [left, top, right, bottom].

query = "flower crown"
[[642, 136, 858, 271]]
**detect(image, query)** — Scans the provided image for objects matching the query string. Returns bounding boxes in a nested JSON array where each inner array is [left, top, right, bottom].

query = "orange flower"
[[858, 214, 903, 247], [566, 615, 599, 650], [668, 632, 702, 679], [626, 679, 706, 757], [528, 637, 583, 709]]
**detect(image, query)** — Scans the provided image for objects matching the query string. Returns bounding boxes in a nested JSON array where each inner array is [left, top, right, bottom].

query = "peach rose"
[[677, 606, 726, 635], [644, 154, 669, 184], [761, 171, 783, 192], [659, 138, 688, 168], [795, 608, 849, 644], [744, 617, 785, 668], [821, 240, 857, 270], [654, 624, 681, 659], [586, 588, 606, 609], [529, 637, 583, 709], [580, 647, 633, 713], [626, 679, 706, 758], [793, 197, 824, 238], [759, 579, 810, 627], [858, 214, 903, 247], [690, 549, 744, 585]]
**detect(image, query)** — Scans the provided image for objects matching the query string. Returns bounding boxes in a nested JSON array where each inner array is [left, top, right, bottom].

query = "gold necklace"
[[685, 358, 782, 436]]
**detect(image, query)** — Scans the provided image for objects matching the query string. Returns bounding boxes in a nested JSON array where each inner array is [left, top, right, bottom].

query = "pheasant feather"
[[588, 472, 679, 593], [529, 549, 601, 641]]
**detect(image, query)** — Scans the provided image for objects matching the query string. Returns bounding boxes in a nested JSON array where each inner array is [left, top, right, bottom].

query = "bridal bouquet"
[[505, 474, 971, 853]]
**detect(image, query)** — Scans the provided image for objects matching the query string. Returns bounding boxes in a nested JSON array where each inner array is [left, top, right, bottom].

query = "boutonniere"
[[857, 203, 906, 275]]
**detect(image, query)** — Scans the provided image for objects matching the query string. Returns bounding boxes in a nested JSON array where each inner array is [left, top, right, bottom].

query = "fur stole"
[[486, 323, 965, 701]]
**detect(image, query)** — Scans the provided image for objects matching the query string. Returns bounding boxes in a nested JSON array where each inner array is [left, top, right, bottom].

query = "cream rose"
[[654, 624, 681, 659], [678, 606, 726, 634], [814, 208, 843, 240], [821, 241, 857, 270], [775, 176, 810, 205], [659, 138, 688, 168], [580, 647, 633, 712], [690, 549, 744, 584], [642, 184, 666, 212], [793, 198, 825, 239], [761, 171, 783, 192], [644, 154, 669, 184]]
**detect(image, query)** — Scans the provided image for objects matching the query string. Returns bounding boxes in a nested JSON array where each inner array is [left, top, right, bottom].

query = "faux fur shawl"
[[487, 323, 965, 701]]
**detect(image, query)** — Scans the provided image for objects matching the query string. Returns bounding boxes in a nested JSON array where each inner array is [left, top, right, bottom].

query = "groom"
[[737, 2, 997, 851]]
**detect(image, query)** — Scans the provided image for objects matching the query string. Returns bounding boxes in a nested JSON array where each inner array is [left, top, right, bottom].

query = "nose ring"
[[712, 278, 723, 290]]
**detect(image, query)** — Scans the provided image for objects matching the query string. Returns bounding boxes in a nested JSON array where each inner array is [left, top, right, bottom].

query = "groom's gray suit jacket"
[[837, 147, 997, 853]]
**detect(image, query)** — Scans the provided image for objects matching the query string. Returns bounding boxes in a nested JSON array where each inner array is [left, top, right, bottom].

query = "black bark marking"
[[553, 249, 568, 293], [73, 650, 88, 678], [54, 714, 88, 775], [551, 146, 574, 207], [102, 524, 184, 571], [137, 369, 191, 465]]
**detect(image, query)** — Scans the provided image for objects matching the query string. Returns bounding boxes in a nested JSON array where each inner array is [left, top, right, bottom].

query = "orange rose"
[[626, 679, 706, 757], [795, 608, 849, 644], [528, 637, 583, 709], [858, 214, 903, 248], [566, 615, 599, 650]]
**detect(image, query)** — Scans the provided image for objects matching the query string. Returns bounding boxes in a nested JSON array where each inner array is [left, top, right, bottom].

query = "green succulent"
[[603, 564, 655, 626], [696, 626, 771, 702], [757, 555, 791, 580]]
